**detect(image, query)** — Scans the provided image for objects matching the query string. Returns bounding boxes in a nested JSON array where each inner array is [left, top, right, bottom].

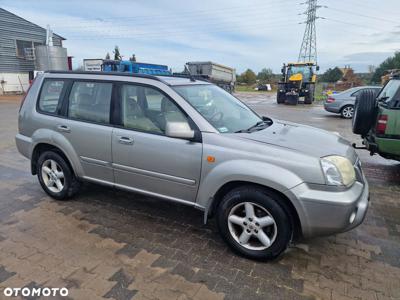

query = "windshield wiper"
[[235, 120, 269, 133]]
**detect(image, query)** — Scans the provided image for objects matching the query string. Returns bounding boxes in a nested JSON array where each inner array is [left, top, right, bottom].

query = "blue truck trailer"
[[101, 60, 171, 75]]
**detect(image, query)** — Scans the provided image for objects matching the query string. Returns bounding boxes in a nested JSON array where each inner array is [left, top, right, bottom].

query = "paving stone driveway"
[[0, 95, 399, 300]]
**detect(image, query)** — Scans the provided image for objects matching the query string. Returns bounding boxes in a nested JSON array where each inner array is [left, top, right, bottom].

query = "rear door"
[[57, 80, 114, 183], [111, 82, 202, 203]]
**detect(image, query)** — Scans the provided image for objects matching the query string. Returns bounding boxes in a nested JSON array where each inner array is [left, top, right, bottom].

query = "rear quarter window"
[[68, 81, 112, 124], [38, 80, 65, 113]]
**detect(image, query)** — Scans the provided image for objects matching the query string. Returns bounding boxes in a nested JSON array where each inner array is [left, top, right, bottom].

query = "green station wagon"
[[352, 77, 400, 161]]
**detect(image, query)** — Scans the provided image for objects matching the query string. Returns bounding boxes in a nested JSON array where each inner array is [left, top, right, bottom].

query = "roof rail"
[[45, 70, 164, 82], [45, 70, 211, 85]]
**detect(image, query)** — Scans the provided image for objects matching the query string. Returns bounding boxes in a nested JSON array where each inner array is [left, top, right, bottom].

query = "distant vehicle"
[[353, 78, 400, 162], [102, 60, 171, 75], [255, 84, 272, 91], [324, 86, 381, 119], [185, 61, 236, 93], [381, 69, 400, 85], [277, 62, 319, 105]]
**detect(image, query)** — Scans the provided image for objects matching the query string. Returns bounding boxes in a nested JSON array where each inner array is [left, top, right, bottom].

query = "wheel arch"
[[207, 181, 303, 240], [31, 143, 76, 176]]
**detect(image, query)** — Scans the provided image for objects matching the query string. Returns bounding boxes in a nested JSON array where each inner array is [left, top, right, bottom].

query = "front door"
[[111, 83, 202, 202]]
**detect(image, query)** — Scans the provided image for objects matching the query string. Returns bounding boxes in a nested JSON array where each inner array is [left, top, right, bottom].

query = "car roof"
[[45, 71, 211, 86]]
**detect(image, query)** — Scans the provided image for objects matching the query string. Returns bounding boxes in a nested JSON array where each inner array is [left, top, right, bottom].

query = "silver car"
[[324, 86, 381, 119], [16, 71, 369, 260]]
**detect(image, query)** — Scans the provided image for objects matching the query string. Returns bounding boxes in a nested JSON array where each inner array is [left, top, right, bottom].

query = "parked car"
[[255, 84, 271, 91], [16, 71, 369, 260], [324, 86, 381, 119], [352, 78, 400, 161]]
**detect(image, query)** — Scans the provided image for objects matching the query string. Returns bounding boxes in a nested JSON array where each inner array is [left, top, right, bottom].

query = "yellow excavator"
[[277, 62, 318, 105]]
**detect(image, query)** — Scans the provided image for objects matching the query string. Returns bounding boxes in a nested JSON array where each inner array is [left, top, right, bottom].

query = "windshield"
[[173, 84, 262, 133], [377, 79, 400, 103], [288, 66, 311, 80]]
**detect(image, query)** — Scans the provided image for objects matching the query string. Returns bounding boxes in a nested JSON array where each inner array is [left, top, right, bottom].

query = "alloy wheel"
[[227, 202, 277, 250], [41, 159, 65, 193], [342, 106, 354, 118]]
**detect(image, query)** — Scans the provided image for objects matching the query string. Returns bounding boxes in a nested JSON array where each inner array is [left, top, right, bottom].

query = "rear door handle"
[[118, 136, 134, 145], [57, 125, 71, 133]]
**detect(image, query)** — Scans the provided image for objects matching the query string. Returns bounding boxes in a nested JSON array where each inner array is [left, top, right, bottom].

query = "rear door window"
[[38, 80, 65, 113], [68, 81, 112, 124]]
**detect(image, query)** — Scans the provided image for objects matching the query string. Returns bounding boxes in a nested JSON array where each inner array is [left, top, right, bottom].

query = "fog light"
[[349, 209, 357, 224]]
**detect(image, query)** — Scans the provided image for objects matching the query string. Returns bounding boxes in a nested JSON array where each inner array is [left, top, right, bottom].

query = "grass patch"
[[314, 83, 327, 102], [235, 85, 274, 93]]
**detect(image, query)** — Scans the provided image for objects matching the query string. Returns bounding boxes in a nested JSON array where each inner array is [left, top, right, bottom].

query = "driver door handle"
[[118, 136, 134, 145]]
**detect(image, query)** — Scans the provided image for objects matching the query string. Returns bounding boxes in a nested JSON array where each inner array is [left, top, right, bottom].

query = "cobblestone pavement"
[[0, 94, 399, 300]]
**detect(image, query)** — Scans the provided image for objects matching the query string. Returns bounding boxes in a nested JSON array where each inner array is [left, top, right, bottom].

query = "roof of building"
[[0, 8, 65, 40]]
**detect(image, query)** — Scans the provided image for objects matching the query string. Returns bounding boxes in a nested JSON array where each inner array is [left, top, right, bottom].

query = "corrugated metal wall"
[[0, 8, 64, 73]]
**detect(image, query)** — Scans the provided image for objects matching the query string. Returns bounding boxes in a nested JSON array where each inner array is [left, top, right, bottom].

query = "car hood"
[[237, 119, 357, 163]]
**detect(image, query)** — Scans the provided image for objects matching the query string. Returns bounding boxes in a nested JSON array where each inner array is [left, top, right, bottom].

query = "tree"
[[371, 52, 400, 83], [239, 69, 257, 85], [113, 46, 122, 60], [129, 54, 136, 62], [105, 52, 110, 60], [368, 65, 376, 74], [319, 67, 343, 83], [257, 68, 274, 83]]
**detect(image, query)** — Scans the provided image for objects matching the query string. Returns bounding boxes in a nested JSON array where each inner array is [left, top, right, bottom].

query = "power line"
[[322, 17, 385, 31], [63, 13, 302, 38], [325, 7, 400, 25], [54, 0, 297, 29], [66, 21, 301, 40]]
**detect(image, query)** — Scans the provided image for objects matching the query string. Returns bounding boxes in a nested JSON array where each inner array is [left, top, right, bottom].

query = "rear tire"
[[341, 105, 354, 119], [352, 89, 377, 135], [217, 186, 292, 261], [37, 151, 80, 200]]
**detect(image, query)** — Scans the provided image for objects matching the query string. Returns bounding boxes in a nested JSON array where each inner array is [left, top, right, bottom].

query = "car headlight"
[[320, 155, 356, 186]]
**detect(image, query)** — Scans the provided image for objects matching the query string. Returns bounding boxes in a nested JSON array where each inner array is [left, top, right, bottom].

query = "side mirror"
[[316, 65, 320, 71], [165, 121, 195, 139]]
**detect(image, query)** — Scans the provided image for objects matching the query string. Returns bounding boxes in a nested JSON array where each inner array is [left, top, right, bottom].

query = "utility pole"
[[298, 0, 319, 63]]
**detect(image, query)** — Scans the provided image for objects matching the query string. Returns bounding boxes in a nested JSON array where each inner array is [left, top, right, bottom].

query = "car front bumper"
[[288, 174, 369, 238]]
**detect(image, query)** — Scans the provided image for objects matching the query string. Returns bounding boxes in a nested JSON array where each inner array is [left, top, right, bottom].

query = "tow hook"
[[352, 143, 367, 150]]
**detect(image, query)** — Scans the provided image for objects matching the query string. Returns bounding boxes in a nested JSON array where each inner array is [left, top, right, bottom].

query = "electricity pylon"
[[298, 0, 319, 63]]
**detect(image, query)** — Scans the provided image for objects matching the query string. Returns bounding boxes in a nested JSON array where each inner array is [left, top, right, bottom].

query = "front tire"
[[277, 91, 286, 104], [217, 186, 292, 261], [304, 85, 315, 104], [37, 151, 80, 200]]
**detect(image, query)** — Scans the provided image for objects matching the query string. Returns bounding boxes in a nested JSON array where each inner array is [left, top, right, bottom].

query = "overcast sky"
[[1, 0, 399, 73]]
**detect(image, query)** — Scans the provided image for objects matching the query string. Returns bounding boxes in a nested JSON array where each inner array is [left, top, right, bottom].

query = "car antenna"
[[184, 64, 196, 82]]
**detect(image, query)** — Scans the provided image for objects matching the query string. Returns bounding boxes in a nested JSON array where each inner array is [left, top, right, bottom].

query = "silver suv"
[[16, 71, 369, 260]]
